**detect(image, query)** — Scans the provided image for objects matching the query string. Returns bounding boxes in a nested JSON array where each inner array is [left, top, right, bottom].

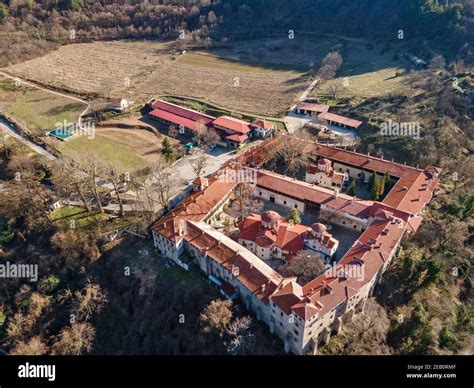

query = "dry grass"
[[3, 40, 170, 97], [4, 39, 316, 116]]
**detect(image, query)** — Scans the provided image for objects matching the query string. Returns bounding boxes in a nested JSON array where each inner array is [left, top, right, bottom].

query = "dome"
[[317, 158, 332, 166], [311, 223, 327, 234], [261, 210, 283, 224]]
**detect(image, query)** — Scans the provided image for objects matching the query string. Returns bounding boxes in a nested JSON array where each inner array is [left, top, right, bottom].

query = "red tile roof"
[[213, 116, 253, 134], [152, 100, 215, 124], [254, 168, 373, 220], [297, 102, 330, 113], [252, 119, 275, 129], [185, 221, 284, 303], [318, 112, 363, 128], [152, 175, 235, 243], [226, 133, 249, 143], [238, 213, 310, 254], [382, 169, 441, 214]]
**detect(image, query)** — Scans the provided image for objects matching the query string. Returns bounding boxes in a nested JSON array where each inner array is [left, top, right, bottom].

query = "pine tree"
[[161, 138, 175, 163]]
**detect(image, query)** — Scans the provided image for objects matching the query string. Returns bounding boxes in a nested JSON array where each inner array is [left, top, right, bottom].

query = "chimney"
[[367, 151, 370, 156], [333, 189, 339, 198], [261, 284, 266, 293]]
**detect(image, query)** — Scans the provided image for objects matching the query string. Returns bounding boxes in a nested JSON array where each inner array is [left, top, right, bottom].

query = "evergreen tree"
[[161, 138, 175, 163], [347, 179, 356, 196], [286, 208, 301, 225]]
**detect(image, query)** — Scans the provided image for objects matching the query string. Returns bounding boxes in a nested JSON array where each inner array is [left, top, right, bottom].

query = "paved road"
[[0, 118, 57, 160]]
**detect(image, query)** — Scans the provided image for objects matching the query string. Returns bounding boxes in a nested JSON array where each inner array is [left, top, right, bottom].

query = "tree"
[[10, 336, 48, 355], [326, 82, 343, 99], [347, 179, 356, 196], [161, 138, 176, 163], [200, 299, 233, 335], [0, 3, 8, 21], [280, 251, 326, 285], [224, 316, 255, 355], [275, 137, 309, 176], [82, 157, 106, 213], [73, 283, 108, 322], [189, 154, 208, 177], [51, 323, 95, 355], [149, 159, 179, 212], [51, 158, 91, 212], [318, 51, 343, 80], [429, 55, 446, 71], [104, 164, 127, 217], [286, 208, 301, 224], [192, 127, 220, 151]]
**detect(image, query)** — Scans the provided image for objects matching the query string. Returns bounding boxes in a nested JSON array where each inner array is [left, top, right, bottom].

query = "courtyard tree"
[[280, 251, 326, 285], [192, 126, 220, 151], [347, 179, 356, 196], [189, 154, 208, 177], [275, 137, 309, 177], [286, 208, 301, 224]]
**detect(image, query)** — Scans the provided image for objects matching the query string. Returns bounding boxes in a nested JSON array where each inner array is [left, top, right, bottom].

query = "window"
[[294, 204, 298, 209], [281, 312, 283, 317], [342, 221, 346, 225], [284, 200, 287, 205], [353, 225, 357, 229]]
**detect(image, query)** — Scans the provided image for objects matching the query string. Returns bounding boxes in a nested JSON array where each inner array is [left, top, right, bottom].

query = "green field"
[[50, 206, 108, 229], [0, 77, 85, 135], [56, 134, 149, 173]]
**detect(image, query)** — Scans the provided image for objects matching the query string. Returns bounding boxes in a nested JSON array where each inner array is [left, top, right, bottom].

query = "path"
[[0, 71, 90, 134], [0, 118, 57, 160]]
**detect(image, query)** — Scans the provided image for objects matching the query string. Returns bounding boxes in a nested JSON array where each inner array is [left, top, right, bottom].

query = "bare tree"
[[189, 154, 208, 177], [280, 251, 326, 285], [73, 283, 108, 322], [275, 137, 309, 176], [52, 157, 91, 212], [326, 82, 343, 99], [51, 323, 95, 355], [200, 299, 233, 335], [318, 51, 343, 80], [192, 125, 220, 150], [149, 159, 179, 212], [82, 157, 106, 213], [104, 164, 127, 217], [225, 316, 256, 355]]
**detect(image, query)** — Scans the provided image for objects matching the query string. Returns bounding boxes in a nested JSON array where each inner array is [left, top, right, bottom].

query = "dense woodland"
[[0, 0, 473, 67], [0, 0, 472, 355]]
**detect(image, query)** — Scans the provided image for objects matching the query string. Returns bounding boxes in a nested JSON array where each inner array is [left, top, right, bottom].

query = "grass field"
[[312, 42, 418, 102], [55, 129, 159, 173], [50, 206, 108, 229], [0, 77, 85, 135]]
